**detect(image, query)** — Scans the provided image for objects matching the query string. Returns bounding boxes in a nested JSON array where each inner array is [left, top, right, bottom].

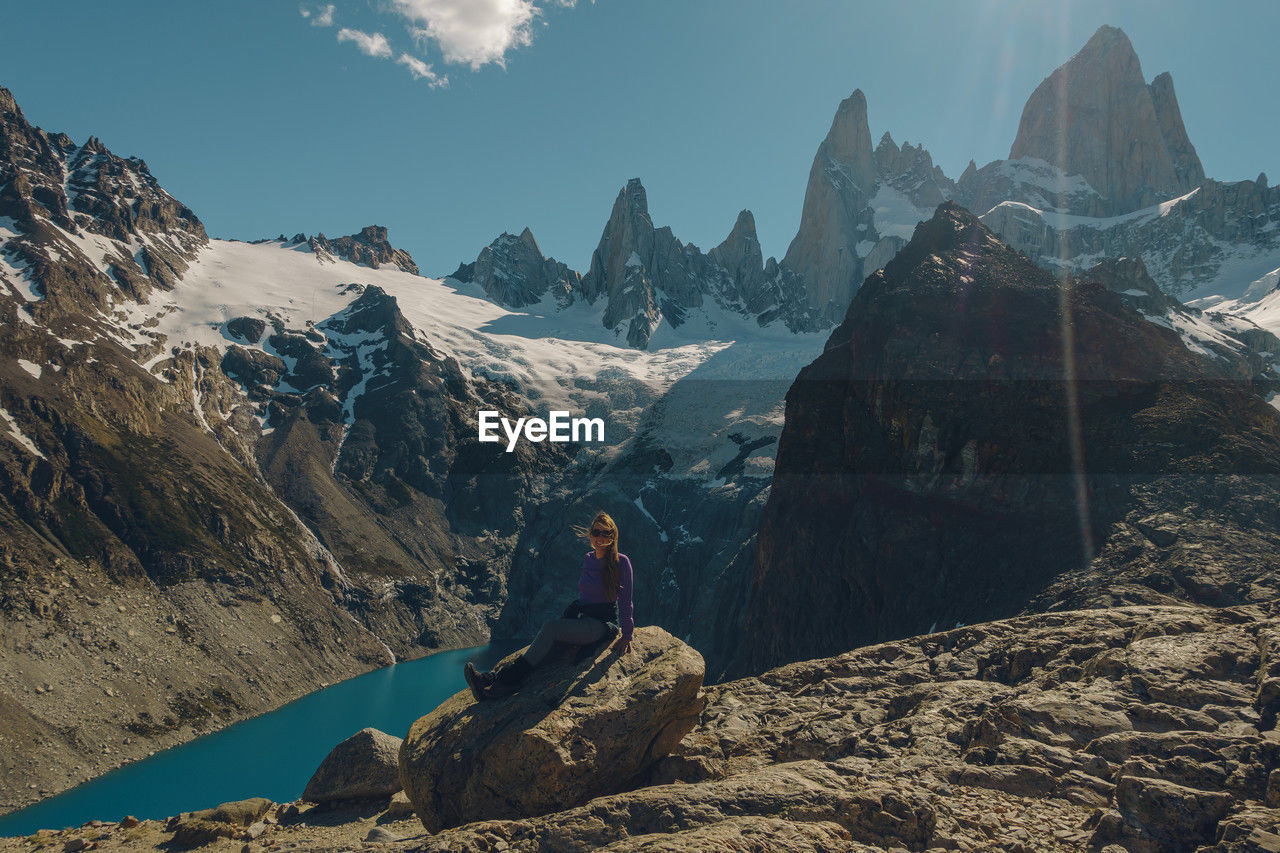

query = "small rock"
[[171, 818, 239, 849], [119, 815, 139, 828], [381, 791, 416, 821], [365, 827, 399, 843]]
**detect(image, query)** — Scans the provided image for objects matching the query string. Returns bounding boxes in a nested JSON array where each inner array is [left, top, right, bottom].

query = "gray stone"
[[365, 826, 400, 843], [302, 727, 403, 804]]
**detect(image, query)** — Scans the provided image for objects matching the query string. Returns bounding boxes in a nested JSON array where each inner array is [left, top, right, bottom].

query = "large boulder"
[[398, 626, 705, 832], [302, 727, 403, 804]]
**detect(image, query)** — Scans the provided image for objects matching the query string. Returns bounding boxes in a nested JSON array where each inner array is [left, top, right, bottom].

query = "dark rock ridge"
[[732, 202, 1280, 677], [267, 226, 419, 274], [0, 85, 206, 316]]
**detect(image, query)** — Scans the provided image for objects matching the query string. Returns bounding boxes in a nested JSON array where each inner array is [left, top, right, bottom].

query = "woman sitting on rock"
[[465, 511, 634, 701]]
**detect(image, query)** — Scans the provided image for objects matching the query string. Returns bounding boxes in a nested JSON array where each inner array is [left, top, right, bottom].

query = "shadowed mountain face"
[[731, 203, 1280, 677]]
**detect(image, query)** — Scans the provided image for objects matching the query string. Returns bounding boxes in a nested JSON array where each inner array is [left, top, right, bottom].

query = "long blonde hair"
[[573, 511, 620, 600]]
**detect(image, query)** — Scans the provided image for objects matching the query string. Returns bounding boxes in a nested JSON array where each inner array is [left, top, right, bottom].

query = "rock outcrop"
[[302, 728, 403, 804], [308, 225, 419, 274], [398, 626, 705, 832], [168, 798, 274, 849], [733, 202, 1280, 677]]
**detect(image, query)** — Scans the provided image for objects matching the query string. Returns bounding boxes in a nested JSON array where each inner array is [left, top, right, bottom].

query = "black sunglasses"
[[589, 528, 613, 538]]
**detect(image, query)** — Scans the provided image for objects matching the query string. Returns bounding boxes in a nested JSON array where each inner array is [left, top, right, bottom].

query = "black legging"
[[524, 617, 606, 666]]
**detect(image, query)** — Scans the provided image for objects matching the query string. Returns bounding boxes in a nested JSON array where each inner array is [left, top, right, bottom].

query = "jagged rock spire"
[[1009, 25, 1202, 214], [1147, 71, 1205, 190], [782, 89, 879, 320]]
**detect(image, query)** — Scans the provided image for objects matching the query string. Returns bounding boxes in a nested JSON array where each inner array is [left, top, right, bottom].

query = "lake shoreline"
[[0, 638, 523, 838]]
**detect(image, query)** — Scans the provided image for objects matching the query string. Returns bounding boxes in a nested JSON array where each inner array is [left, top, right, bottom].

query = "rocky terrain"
[[5, 600, 1278, 851], [4, 19, 1280, 834]]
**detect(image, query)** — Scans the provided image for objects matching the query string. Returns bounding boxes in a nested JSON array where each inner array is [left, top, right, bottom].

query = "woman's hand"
[[614, 633, 632, 655]]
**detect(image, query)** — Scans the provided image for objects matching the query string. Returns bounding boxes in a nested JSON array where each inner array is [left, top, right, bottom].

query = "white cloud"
[[390, 0, 539, 70], [337, 28, 393, 59], [397, 53, 448, 87], [300, 3, 336, 26]]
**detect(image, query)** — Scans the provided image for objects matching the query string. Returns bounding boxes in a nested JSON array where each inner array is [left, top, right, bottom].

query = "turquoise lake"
[[0, 639, 523, 838]]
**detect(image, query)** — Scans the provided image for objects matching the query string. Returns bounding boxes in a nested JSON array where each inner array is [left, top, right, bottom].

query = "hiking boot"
[[464, 661, 496, 702], [475, 655, 533, 701]]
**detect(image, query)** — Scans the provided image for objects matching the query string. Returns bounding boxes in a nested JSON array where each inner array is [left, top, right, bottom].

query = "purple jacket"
[[579, 551, 634, 638]]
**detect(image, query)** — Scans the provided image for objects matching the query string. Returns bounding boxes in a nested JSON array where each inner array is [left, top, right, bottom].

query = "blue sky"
[[2, 1, 1277, 277]]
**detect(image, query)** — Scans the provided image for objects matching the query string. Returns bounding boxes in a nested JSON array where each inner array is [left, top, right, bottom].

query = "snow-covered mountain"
[[448, 27, 1280, 347], [454, 178, 824, 348], [752, 25, 1280, 325], [0, 78, 834, 810], [3, 19, 1280, 815]]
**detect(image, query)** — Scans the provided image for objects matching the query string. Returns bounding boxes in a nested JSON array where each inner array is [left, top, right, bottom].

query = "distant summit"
[[453, 177, 820, 349], [1008, 25, 1204, 214]]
